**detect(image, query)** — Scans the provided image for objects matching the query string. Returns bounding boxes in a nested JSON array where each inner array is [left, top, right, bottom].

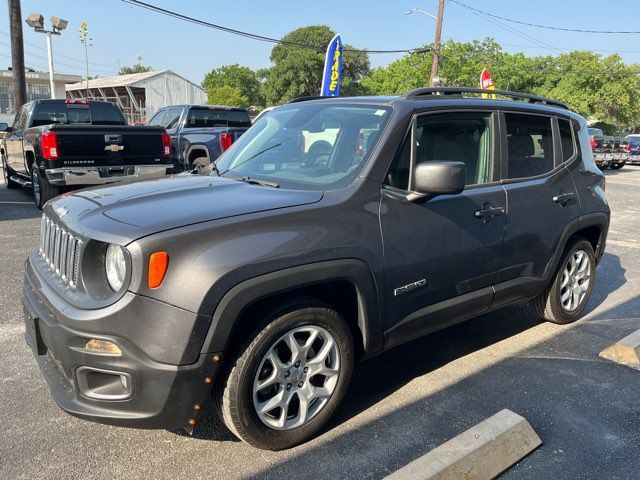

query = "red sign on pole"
[[480, 68, 496, 98]]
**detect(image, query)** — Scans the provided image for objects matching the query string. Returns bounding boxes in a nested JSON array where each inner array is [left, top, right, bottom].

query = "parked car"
[[1, 99, 172, 208], [588, 128, 628, 170], [625, 134, 640, 164], [147, 104, 251, 173], [23, 88, 609, 450]]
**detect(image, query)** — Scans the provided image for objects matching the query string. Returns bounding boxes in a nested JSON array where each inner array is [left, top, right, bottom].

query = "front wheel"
[[31, 167, 60, 210], [530, 237, 595, 324], [609, 162, 624, 170], [218, 302, 354, 450]]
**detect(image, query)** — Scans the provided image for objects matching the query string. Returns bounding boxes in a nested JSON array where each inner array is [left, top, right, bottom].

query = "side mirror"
[[410, 161, 466, 201], [0, 123, 9, 132]]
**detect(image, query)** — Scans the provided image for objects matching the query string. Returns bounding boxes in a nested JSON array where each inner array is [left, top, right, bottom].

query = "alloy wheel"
[[252, 325, 340, 430], [560, 249, 591, 311]]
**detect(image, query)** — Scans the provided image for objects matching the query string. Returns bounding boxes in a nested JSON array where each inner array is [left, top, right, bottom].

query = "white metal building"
[[65, 70, 206, 124]]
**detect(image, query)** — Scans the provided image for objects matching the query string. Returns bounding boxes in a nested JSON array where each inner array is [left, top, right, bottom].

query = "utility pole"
[[429, 0, 446, 87], [8, 0, 26, 110]]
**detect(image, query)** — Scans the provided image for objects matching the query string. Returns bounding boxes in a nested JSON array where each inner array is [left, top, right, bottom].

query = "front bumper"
[[45, 165, 171, 186], [23, 264, 220, 431]]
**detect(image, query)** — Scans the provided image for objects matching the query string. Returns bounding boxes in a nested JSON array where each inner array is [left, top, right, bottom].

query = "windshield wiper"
[[234, 176, 280, 189], [219, 139, 289, 176]]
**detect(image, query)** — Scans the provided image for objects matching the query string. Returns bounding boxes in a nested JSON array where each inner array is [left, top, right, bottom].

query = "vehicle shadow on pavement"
[[234, 252, 633, 480], [186, 253, 627, 450], [0, 185, 40, 222]]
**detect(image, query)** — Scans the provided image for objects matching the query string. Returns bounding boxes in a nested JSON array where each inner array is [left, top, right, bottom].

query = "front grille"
[[39, 214, 82, 289]]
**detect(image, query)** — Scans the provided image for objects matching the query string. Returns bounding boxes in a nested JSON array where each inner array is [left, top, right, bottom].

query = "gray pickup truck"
[[147, 104, 251, 172], [1, 99, 172, 208]]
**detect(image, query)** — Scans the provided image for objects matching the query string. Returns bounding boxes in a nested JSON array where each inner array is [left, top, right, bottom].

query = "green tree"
[[361, 38, 640, 131], [206, 85, 249, 108], [118, 63, 152, 75], [263, 25, 371, 105], [202, 64, 264, 107]]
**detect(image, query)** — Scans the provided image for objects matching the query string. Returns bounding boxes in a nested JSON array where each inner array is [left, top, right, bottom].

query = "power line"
[[0, 40, 114, 74], [121, 0, 430, 54], [0, 30, 116, 70], [451, 0, 640, 34], [452, 1, 562, 54], [502, 43, 640, 54]]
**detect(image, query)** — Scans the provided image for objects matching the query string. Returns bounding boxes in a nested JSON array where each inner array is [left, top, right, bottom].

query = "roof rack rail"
[[288, 96, 331, 104], [403, 87, 568, 109]]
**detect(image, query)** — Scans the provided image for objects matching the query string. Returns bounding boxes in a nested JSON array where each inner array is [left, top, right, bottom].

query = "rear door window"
[[504, 113, 554, 179]]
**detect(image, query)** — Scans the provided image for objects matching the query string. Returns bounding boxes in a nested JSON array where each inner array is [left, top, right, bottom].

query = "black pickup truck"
[[1, 99, 172, 208], [146, 105, 251, 172]]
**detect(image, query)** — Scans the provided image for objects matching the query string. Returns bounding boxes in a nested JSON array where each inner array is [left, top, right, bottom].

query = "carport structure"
[[65, 70, 206, 124]]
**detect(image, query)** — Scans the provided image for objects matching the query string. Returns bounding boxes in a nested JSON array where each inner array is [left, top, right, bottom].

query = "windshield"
[[588, 128, 603, 137], [215, 103, 392, 190]]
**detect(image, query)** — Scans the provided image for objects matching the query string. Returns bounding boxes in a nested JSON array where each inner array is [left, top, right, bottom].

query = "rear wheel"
[[609, 162, 624, 170], [2, 152, 20, 189], [530, 237, 595, 324], [217, 302, 354, 450], [31, 167, 60, 210]]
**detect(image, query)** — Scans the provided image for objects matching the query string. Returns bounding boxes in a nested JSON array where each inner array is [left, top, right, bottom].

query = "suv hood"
[[46, 176, 324, 244]]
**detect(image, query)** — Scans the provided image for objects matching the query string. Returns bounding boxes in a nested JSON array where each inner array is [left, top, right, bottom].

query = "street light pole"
[[25, 14, 67, 100], [45, 31, 55, 98]]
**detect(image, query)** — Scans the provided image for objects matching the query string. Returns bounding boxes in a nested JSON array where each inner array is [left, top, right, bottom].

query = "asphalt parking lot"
[[1, 167, 639, 480]]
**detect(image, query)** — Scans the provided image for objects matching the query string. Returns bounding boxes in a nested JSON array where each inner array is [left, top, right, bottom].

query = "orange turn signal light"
[[148, 251, 169, 288]]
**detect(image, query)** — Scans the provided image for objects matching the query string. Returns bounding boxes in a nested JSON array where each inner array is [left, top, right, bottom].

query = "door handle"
[[552, 192, 575, 205], [474, 206, 504, 219]]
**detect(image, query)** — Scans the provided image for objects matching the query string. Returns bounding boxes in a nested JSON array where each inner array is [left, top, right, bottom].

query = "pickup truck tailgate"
[[52, 125, 168, 165]]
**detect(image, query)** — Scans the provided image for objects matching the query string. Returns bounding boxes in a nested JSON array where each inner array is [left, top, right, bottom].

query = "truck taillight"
[[162, 132, 171, 156], [220, 132, 234, 152], [625, 143, 631, 152], [41, 131, 59, 160], [589, 137, 597, 149]]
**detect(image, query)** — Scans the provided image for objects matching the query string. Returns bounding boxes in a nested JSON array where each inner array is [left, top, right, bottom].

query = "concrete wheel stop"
[[384, 409, 541, 480], [600, 328, 640, 371]]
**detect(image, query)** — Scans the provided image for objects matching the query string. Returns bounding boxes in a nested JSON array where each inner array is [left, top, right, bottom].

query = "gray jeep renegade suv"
[[23, 88, 609, 450]]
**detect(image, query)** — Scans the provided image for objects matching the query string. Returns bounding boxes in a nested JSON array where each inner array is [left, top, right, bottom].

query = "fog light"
[[85, 339, 122, 355]]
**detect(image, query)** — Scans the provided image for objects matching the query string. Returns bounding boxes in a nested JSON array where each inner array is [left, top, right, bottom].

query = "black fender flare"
[[184, 144, 210, 167], [199, 259, 383, 357]]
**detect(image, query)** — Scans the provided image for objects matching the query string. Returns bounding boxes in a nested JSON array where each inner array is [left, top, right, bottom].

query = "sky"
[[1, 0, 639, 84]]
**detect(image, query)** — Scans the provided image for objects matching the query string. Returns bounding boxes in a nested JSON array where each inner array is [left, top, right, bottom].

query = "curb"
[[384, 409, 541, 480], [600, 328, 640, 370]]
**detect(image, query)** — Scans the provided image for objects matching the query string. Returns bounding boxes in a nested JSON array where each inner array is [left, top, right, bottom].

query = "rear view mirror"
[[410, 161, 466, 201]]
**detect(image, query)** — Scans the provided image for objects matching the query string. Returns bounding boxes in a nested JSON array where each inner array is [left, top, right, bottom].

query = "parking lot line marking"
[[384, 409, 541, 480], [599, 328, 640, 371]]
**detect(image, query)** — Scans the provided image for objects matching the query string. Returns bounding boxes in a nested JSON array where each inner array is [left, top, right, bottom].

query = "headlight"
[[105, 244, 127, 292]]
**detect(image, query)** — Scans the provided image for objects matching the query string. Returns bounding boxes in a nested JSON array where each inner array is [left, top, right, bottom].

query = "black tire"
[[609, 162, 624, 170], [31, 167, 60, 210], [530, 237, 596, 324], [2, 152, 20, 189], [217, 300, 354, 450]]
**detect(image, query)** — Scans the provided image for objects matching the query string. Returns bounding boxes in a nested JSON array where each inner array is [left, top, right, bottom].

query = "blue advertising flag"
[[320, 34, 344, 97]]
